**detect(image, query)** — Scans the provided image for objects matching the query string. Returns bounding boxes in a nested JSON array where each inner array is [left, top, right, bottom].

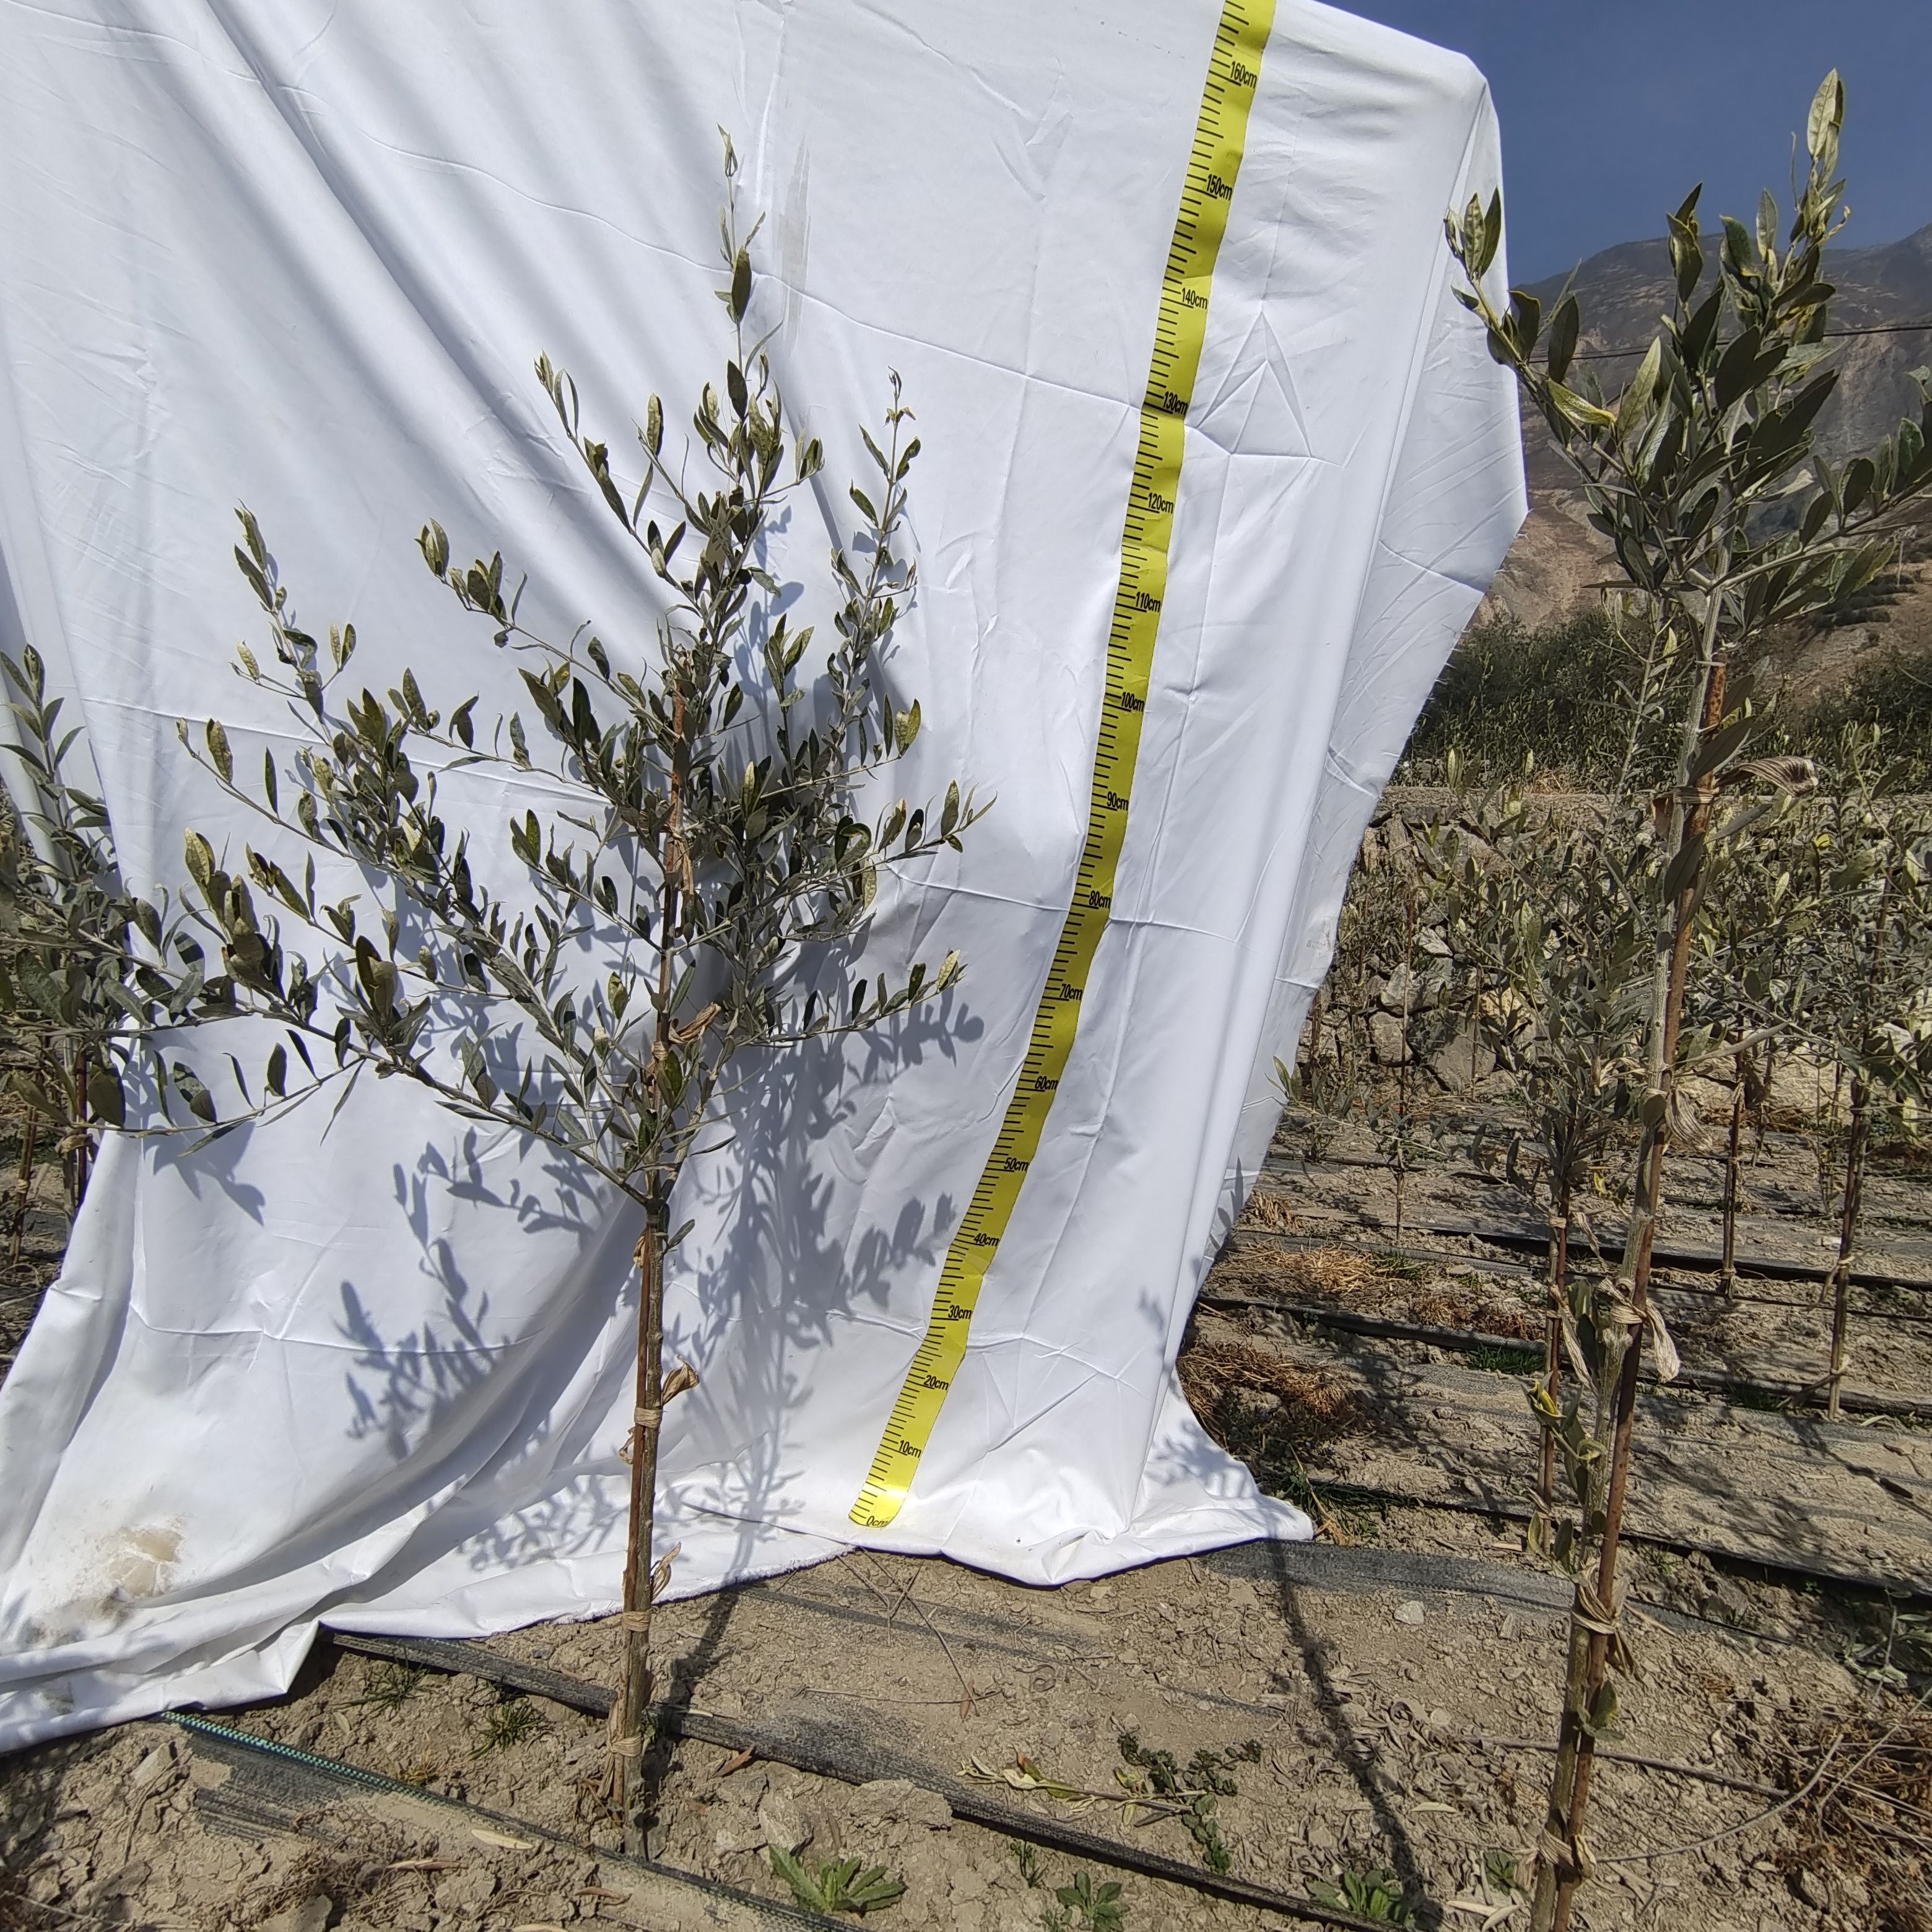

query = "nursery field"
[[4, 763, 1932, 1931], [0, 1455, 1917, 1932], [2, 1070, 1927, 1932], [4, 734, 1931, 1931], [9, 80, 1932, 1923]]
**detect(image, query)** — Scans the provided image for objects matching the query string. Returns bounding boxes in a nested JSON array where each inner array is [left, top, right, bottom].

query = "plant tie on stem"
[[1539, 1826, 1596, 1880], [650, 1544, 680, 1601], [1572, 1580, 1621, 1639]]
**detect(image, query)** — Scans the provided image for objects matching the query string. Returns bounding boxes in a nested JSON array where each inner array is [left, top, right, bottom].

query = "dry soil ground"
[[2, 1119, 1928, 1932]]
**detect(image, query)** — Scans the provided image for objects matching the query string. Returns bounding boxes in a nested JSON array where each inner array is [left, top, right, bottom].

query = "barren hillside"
[[1479, 221, 1932, 694]]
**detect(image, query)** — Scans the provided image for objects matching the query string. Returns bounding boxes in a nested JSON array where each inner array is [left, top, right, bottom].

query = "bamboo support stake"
[[605, 690, 687, 1853], [1825, 1078, 1868, 1422], [607, 1209, 668, 1850], [1825, 863, 1893, 1422], [1305, 985, 1325, 1160], [9, 1109, 37, 1269], [1720, 1055, 1744, 1293], [69, 1050, 89, 1210], [1394, 887, 1416, 1251], [1471, 964, 1483, 1091], [1535, 629, 1729, 1932], [1539, 1196, 1569, 1515]]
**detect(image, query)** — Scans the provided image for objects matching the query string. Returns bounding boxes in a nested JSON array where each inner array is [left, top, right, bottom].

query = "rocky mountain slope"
[[1480, 221, 1932, 697]]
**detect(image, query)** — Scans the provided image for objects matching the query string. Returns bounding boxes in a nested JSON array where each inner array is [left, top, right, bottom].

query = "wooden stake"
[[1825, 1078, 1867, 1423], [10, 1109, 37, 1269], [1720, 1061, 1744, 1294], [605, 685, 687, 1852], [1539, 1194, 1569, 1515], [606, 1209, 668, 1851], [1535, 635, 1729, 1932]]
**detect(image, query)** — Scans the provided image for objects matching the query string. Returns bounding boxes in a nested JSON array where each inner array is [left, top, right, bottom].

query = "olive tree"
[[1685, 788, 1820, 1290], [1419, 757, 1648, 1515], [172, 153, 984, 1843], [1791, 728, 1932, 1415], [0, 648, 227, 1239], [1446, 71, 1932, 1931]]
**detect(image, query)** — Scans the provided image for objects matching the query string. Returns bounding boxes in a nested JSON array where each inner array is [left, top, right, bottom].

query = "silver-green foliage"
[[0, 646, 226, 1196], [1422, 757, 1648, 1222], [1782, 728, 1932, 1412], [1442, 66, 1932, 1580], [1448, 86, 1929, 644], [173, 185, 982, 1222], [1445, 71, 1932, 1932], [1797, 728, 1932, 1128]]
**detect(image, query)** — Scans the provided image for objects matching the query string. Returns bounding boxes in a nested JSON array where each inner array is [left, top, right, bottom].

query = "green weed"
[[1310, 1865, 1414, 1924], [1116, 1733, 1258, 1874], [1466, 1342, 1543, 1376], [1270, 1463, 1384, 1545], [337, 1661, 422, 1712], [768, 1848, 905, 1918], [1372, 1249, 1432, 1283], [1048, 1869, 1124, 1932], [472, 1696, 544, 1757]]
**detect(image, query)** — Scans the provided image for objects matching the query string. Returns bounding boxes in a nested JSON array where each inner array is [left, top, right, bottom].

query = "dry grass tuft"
[[1409, 1285, 1541, 1341], [1178, 1332, 1376, 1544], [1239, 1190, 1301, 1234], [1222, 1236, 1546, 1344], [1778, 1697, 1932, 1930], [1178, 1336, 1367, 1436], [1219, 1237, 1386, 1297], [1280, 1245, 1384, 1296]]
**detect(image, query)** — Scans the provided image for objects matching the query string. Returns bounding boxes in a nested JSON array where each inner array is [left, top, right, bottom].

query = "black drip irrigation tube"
[[1261, 1474, 1932, 1605], [1240, 1198, 1932, 1297], [164, 1708, 825, 1928], [1230, 1221, 1932, 1328], [1201, 1282, 1932, 1421], [316, 1632, 1406, 1932]]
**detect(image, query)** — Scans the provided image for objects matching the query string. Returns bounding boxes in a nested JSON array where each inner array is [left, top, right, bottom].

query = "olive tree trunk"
[[605, 703, 688, 1851], [1533, 630, 1728, 1932], [1539, 1186, 1571, 1514], [606, 1206, 669, 1850], [1825, 1077, 1868, 1422]]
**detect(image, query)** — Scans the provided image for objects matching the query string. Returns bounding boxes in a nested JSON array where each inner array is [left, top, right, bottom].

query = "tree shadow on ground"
[[1259, 1538, 1435, 1923], [1145, 1300, 1433, 1915], [635, 990, 977, 1821]]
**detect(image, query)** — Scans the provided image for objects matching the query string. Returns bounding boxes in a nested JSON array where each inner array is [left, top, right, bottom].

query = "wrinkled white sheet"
[[0, 0, 1522, 1749]]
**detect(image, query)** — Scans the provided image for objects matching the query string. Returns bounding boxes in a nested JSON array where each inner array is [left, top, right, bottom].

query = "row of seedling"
[[1313, 73, 1930, 1932], [0, 76, 1927, 1932]]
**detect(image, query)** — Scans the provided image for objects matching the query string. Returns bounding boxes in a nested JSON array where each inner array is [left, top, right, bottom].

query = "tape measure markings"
[[850, 0, 1276, 1529]]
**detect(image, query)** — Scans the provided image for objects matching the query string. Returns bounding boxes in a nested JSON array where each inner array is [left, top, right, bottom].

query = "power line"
[[1572, 318, 1932, 362]]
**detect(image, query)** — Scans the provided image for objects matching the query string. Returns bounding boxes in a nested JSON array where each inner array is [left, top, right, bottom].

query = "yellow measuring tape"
[[850, 0, 1277, 1530]]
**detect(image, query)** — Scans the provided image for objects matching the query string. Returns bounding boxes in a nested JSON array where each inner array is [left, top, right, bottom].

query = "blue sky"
[[1327, 2, 1932, 282]]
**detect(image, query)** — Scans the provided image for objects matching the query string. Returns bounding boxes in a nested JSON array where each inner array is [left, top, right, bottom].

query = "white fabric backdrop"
[[0, 0, 1523, 1749]]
